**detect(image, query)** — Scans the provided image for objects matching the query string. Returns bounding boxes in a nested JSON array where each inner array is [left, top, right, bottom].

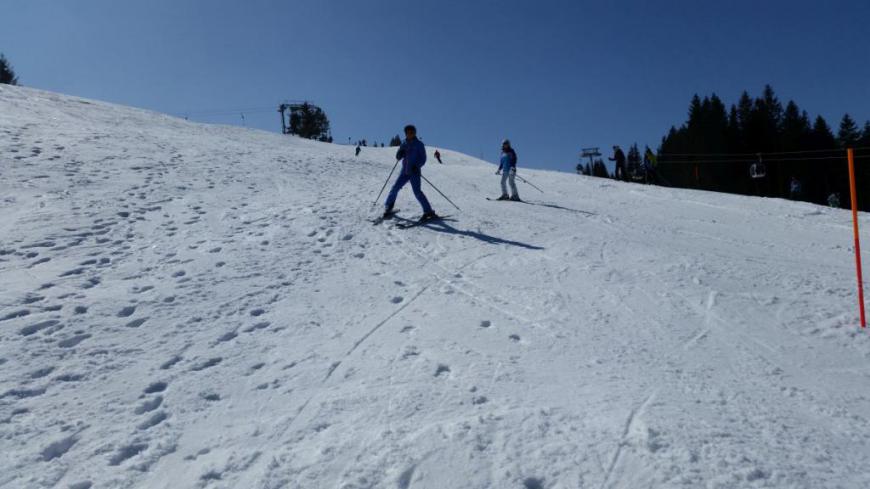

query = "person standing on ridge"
[[355, 145, 361, 157], [434, 149, 443, 164], [610, 145, 627, 181], [383, 124, 437, 220], [496, 139, 520, 201], [643, 146, 658, 184]]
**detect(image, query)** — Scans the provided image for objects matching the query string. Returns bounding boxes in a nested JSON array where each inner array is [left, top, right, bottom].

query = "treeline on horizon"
[[653, 85, 870, 209]]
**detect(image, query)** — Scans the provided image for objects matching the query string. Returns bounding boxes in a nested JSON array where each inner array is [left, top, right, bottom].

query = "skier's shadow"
[[521, 200, 596, 216], [414, 219, 545, 250]]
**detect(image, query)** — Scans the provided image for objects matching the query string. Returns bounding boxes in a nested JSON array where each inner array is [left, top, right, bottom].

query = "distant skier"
[[610, 146, 627, 181], [355, 145, 361, 157], [496, 139, 520, 201], [643, 146, 658, 184], [383, 124, 437, 220], [828, 192, 841, 208], [434, 149, 443, 164]]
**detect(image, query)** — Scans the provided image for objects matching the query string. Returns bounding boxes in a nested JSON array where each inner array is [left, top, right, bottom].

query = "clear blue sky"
[[3, 0, 869, 171]]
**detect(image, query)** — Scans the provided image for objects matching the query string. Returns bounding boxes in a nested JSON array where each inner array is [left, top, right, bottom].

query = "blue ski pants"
[[385, 172, 433, 213]]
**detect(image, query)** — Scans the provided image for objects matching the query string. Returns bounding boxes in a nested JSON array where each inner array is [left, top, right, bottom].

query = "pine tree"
[[0, 54, 18, 85], [799, 111, 812, 147], [708, 94, 728, 151], [810, 116, 836, 150], [389, 135, 402, 147], [593, 159, 609, 178], [737, 91, 754, 141], [860, 121, 870, 147], [762, 85, 783, 131], [725, 105, 741, 150], [838, 114, 861, 148], [686, 95, 704, 153], [781, 101, 810, 152], [747, 86, 783, 153], [287, 102, 331, 140], [626, 144, 641, 179]]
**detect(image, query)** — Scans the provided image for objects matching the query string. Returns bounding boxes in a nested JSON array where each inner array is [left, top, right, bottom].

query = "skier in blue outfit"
[[383, 124, 436, 220], [496, 139, 520, 201]]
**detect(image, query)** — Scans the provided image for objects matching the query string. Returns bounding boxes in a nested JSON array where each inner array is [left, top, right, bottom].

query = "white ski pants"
[[501, 170, 518, 197]]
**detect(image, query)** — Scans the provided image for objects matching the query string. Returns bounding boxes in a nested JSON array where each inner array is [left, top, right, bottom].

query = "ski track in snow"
[[2, 85, 870, 488]]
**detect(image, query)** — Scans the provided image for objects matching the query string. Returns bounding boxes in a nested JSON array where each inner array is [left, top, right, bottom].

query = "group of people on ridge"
[[609, 145, 658, 184], [381, 125, 521, 221]]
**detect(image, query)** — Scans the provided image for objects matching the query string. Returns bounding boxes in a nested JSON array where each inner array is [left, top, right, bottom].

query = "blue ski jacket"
[[500, 148, 517, 172], [396, 138, 427, 175]]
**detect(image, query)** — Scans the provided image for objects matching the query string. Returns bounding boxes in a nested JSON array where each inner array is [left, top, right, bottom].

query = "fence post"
[[847, 148, 866, 328]]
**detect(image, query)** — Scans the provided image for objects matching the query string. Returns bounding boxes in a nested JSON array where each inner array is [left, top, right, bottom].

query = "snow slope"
[[1, 84, 870, 489]]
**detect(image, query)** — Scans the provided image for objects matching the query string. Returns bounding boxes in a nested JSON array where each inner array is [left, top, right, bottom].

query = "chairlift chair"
[[750, 155, 766, 179]]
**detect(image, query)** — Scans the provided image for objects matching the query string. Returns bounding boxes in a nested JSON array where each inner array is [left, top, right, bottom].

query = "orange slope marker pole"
[[847, 148, 866, 328]]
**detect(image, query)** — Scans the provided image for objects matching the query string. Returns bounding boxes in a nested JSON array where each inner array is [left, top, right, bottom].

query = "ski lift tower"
[[580, 147, 601, 173]]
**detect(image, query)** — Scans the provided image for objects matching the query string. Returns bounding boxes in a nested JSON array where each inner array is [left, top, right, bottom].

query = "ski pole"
[[515, 174, 544, 193], [371, 159, 400, 207], [421, 174, 462, 212]]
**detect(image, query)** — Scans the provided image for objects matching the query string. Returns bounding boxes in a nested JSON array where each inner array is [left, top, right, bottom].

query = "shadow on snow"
[[403, 218, 545, 250], [520, 200, 596, 216]]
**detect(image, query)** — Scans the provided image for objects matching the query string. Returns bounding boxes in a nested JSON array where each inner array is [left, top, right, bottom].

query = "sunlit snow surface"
[[1, 85, 869, 488]]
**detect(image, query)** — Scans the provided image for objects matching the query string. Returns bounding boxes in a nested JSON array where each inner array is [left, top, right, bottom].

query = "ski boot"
[[420, 210, 438, 222]]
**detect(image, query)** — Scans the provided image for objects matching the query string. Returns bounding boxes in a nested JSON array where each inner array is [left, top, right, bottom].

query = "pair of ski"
[[370, 210, 448, 229]]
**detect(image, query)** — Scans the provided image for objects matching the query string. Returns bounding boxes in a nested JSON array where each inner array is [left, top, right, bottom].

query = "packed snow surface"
[[2, 85, 870, 489]]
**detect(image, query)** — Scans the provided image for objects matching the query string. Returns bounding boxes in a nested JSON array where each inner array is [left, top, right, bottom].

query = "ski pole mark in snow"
[[599, 391, 656, 489], [397, 463, 417, 489], [683, 290, 717, 350], [385, 229, 555, 338], [324, 280, 436, 381]]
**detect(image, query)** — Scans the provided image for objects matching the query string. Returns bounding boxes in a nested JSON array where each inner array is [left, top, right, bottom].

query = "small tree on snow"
[[0, 54, 18, 85], [288, 102, 331, 141]]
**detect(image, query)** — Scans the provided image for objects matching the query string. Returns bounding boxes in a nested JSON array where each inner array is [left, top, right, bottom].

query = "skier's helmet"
[[502, 139, 511, 147]]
